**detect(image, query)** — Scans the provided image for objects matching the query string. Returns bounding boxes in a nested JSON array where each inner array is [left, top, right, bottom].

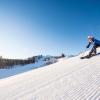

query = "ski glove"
[[86, 43, 91, 48], [86, 45, 89, 48]]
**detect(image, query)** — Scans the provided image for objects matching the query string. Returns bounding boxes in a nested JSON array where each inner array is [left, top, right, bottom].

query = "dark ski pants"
[[89, 45, 100, 56]]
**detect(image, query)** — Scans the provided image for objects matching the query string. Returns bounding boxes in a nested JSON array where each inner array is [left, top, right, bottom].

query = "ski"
[[80, 54, 96, 59]]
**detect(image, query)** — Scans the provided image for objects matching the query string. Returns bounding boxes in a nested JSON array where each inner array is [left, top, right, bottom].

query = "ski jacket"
[[86, 38, 100, 48]]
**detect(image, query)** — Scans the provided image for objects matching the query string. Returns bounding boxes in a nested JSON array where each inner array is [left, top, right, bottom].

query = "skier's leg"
[[89, 45, 97, 56], [89, 48, 94, 56], [93, 45, 97, 54]]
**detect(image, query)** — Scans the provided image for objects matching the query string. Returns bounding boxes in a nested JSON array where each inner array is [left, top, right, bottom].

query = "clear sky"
[[0, 0, 100, 58]]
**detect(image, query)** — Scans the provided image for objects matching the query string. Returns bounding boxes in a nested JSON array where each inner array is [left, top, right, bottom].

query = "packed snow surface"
[[0, 49, 100, 100]]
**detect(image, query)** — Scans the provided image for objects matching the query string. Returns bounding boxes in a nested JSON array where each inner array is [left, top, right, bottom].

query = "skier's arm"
[[86, 42, 91, 48]]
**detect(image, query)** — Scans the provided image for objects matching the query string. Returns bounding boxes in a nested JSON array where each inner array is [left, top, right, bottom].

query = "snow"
[[0, 56, 57, 79], [0, 49, 100, 100]]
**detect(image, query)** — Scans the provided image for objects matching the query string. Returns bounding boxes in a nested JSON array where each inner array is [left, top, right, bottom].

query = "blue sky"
[[0, 0, 100, 58]]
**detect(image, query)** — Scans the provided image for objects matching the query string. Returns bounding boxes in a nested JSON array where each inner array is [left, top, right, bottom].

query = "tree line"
[[0, 53, 66, 69], [0, 56, 36, 69]]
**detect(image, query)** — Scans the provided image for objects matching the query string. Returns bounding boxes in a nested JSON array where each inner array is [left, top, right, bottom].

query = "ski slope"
[[0, 49, 100, 100]]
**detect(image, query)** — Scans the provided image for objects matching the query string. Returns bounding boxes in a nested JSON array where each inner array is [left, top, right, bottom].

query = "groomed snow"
[[0, 49, 100, 100]]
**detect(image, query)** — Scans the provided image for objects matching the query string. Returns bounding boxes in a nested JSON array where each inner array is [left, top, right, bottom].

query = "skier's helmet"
[[88, 35, 94, 39], [88, 35, 94, 42]]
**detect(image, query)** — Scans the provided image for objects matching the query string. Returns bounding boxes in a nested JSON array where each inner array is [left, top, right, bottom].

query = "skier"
[[86, 35, 100, 57]]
